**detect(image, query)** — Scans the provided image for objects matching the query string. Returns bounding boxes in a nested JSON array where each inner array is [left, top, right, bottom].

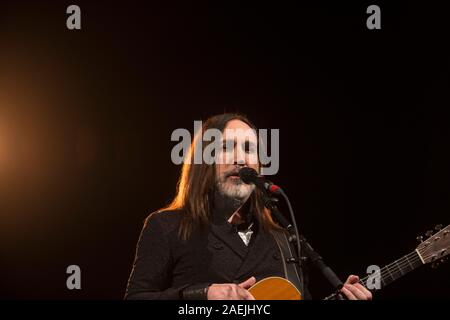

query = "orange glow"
[[0, 44, 81, 242], [0, 110, 15, 178]]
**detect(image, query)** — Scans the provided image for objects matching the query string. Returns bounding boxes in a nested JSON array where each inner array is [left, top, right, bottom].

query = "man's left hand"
[[340, 275, 372, 300]]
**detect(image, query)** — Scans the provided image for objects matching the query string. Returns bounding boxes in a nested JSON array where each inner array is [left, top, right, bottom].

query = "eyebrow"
[[221, 139, 257, 145], [222, 139, 233, 145]]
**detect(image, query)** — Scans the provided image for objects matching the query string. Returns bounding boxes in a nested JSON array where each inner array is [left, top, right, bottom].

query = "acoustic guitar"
[[248, 224, 450, 300]]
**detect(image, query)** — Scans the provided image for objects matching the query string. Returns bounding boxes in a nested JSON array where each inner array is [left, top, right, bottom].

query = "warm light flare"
[[0, 116, 14, 177]]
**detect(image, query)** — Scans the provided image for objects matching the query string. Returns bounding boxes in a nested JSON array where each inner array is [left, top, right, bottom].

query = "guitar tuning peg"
[[431, 262, 440, 269], [435, 224, 443, 231], [425, 230, 434, 237], [416, 236, 423, 243]]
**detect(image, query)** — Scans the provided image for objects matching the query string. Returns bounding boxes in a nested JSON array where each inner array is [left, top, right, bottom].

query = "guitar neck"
[[359, 250, 424, 289], [324, 224, 450, 299], [324, 250, 424, 300]]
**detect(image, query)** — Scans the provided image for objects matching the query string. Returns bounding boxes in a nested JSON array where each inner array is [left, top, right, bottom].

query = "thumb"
[[238, 276, 256, 289]]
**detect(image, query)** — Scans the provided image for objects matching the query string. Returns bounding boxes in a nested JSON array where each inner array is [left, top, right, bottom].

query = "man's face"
[[215, 119, 258, 200]]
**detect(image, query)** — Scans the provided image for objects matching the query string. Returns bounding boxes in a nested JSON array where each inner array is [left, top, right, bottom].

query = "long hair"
[[161, 113, 279, 240]]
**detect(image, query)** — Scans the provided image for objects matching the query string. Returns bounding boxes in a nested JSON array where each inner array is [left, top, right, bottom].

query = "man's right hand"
[[207, 276, 256, 300]]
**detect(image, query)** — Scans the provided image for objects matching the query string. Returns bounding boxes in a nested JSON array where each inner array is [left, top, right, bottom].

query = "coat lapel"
[[210, 222, 249, 259], [233, 227, 276, 280]]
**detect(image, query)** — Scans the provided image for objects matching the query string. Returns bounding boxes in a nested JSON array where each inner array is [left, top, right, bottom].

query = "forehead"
[[222, 119, 257, 141]]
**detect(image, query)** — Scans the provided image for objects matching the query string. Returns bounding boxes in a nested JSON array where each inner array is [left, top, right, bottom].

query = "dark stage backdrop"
[[0, 1, 449, 299]]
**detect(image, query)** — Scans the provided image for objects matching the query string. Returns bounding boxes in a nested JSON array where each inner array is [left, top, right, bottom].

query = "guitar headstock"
[[416, 224, 450, 266]]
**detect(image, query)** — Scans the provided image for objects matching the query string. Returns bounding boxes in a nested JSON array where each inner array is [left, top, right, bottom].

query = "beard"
[[216, 174, 255, 201], [214, 174, 255, 221]]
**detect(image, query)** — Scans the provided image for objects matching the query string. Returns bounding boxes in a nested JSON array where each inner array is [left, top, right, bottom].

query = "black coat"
[[125, 209, 310, 300]]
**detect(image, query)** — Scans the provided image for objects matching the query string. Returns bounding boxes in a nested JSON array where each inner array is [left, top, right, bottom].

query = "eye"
[[222, 140, 234, 151], [244, 141, 257, 153]]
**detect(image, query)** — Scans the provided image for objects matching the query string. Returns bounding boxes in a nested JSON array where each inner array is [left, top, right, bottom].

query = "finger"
[[345, 274, 360, 284], [238, 276, 256, 289], [242, 289, 256, 300], [340, 286, 357, 300], [236, 287, 255, 300], [345, 274, 371, 299], [231, 285, 248, 300], [354, 283, 373, 300], [344, 284, 368, 300]]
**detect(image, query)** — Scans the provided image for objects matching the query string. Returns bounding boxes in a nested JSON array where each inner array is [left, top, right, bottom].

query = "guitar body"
[[248, 277, 302, 300]]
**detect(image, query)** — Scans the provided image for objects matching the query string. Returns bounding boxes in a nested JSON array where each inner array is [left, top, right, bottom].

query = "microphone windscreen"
[[238, 167, 259, 184]]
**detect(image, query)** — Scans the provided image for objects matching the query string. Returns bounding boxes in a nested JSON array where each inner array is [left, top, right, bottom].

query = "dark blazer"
[[125, 209, 309, 300]]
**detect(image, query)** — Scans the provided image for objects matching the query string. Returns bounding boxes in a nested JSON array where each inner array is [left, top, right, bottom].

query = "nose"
[[234, 146, 246, 166], [234, 160, 245, 169]]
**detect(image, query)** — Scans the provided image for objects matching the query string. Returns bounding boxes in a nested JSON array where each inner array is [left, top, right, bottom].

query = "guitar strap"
[[271, 229, 304, 295]]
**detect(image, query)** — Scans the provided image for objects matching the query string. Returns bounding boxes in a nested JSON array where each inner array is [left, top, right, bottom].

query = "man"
[[125, 113, 372, 300]]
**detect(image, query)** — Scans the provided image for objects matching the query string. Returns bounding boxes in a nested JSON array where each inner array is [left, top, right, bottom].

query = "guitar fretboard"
[[359, 250, 423, 289]]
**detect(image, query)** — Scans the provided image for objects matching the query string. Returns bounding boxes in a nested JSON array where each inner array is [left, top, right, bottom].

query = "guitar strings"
[[358, 257, 415, 285], [361, 251, 422, 283], [358, 249, 443, 288], [357, 251, 422, 287], [358, 228, 449, 287], [339, 231, 449, 290]]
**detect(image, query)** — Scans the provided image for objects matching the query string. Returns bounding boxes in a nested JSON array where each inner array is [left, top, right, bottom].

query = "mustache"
[[224, 170, 240, 178], [223, 167, 252, 178]]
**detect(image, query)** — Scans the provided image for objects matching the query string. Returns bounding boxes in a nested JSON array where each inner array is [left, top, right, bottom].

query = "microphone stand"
[[263, 192, 344, 298]]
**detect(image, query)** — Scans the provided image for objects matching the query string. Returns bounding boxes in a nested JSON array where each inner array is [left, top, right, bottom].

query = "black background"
[[0, 1, 449, 299]]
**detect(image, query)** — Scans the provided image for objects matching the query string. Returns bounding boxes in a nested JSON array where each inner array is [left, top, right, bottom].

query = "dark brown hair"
[[160, 113, 279, 240]]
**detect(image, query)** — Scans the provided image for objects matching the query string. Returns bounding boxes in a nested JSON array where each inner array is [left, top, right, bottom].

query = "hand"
[[340, 275, 372, 300], [207, 276, 256, 300]]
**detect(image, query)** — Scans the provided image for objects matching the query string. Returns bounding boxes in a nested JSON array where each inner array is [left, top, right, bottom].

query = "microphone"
[[239, 166, 344, 294], [238, 167, 282, 195]]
